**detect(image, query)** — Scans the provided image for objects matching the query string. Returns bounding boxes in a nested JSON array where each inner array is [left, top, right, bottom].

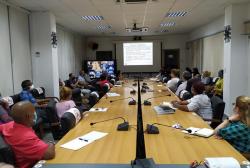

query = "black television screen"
[[86, 60, 115, 78]]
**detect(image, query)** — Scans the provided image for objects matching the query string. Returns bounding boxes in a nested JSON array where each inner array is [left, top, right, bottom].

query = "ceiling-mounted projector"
[[126, 23, 148, 33]]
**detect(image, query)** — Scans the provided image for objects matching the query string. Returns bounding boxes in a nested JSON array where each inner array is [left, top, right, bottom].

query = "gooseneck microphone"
[[143, 94, 171, 106], [146, 123, 192, 134], [110, 97, 136, 105], [90, 117, 129, 131], [123, 85, 137, 94]]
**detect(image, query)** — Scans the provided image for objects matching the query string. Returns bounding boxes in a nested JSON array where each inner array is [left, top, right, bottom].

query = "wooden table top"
[[46, 80, 246, 164]]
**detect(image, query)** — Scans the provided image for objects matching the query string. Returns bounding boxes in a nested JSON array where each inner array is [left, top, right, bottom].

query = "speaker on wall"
[[88, 42, 99, 50]]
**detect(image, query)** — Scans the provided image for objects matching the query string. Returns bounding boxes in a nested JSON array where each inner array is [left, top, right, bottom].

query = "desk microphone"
[[110, 97, 136, 105], [146, 123, 192, 134], [143, 94, 171, 106], [90, 117, 129, 131]]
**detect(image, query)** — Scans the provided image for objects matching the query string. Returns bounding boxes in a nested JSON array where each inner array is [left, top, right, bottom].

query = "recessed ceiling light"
[[96, 25, 111, 30], [166, 11, 187, 17], [160, 22, 175, 27], [81, 16, 104, 21]]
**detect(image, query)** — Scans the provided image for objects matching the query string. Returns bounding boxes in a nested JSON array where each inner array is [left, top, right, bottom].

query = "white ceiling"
[[6, 0, 250, 36]]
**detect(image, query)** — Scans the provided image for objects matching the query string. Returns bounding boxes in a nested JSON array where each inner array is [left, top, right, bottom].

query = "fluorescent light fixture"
[[160, 22, 175, 27], [166, 11, 187, 17], [160, 29, 168, 33], [96, 25, 111, 30], [81, 15, 104, 21]]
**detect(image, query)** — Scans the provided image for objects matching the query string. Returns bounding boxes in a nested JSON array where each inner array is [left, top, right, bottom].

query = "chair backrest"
[[89, 91, 99, 107], [210, 95, 225, 128], [103, 83, 110, 93], [0, 134, 15, 165], [71, 88, 82, 106], [31, 87, 45, 99], [45, 99, 61, 140], [179, 90, 192, 100], [60, 108, 81, 135]]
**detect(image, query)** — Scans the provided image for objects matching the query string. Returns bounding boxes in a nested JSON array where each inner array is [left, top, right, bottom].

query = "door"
[[164, 49, 180, 69]]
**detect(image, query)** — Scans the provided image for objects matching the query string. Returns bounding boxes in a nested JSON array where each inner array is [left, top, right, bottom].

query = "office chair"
[[89, 91, 99, 107], [103, 83, 110, 93], [31, 87, 45, 99], [204, 95, 225, 129], [60, 108, 82, 135], [179, 90, 192, 100], [0, 134, 15, 165]]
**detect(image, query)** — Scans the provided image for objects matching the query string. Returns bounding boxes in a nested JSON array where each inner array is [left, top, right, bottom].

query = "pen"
[[78, 138, 88, 142]]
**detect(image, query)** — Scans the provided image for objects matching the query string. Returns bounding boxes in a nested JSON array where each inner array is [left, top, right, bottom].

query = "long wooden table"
[[46, 80, 246, 165]]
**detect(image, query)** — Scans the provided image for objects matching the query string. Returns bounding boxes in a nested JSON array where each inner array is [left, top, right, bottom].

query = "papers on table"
[[182, 127, 214, 138], [106, 92, 120, 97], [204, 157, 240, 168], [89, 108, 108, 112], [162, 101, 177, 110], [60, 131, 108, 150], [114, 84, 122, 87]]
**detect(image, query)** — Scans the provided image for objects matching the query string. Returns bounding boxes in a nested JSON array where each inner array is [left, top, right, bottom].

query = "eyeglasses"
[[232, 103, 236, 106]]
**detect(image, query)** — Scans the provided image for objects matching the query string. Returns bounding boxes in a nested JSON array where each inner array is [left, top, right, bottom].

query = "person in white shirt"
[[172, 81, 212, 119], [167, 69, 180, 92], [175, 71, 192, 97]]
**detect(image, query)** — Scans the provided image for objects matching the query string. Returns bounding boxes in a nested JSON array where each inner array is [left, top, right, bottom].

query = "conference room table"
[[44, 79, 247, 167]]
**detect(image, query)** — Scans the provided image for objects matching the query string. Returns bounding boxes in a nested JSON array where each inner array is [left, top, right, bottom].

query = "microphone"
[[90, 117, 129, 131], [110, 97, 136, 105], [143, 94, 171, 106], [132, 83, 137, 87], [146, 123, 192, 134]]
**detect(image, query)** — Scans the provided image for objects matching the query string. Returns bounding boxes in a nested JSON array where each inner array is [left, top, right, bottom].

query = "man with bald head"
[[0, 101, 55, 168]]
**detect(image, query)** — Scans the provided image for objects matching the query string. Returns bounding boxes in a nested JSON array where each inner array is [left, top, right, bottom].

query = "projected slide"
[[123, 42, 153, 66]]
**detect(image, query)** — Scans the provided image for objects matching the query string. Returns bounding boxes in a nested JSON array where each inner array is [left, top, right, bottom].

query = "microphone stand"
[[90, 117, 129, 131]]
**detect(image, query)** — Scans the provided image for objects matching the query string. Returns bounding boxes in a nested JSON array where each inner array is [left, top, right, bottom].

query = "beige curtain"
[[202, 33, 224, 76], [186, 39, 203, 71]]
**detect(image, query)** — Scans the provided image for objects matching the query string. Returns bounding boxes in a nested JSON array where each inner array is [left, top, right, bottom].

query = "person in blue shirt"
[[20, 80, 37, 104], [214, 96, 250, 153]]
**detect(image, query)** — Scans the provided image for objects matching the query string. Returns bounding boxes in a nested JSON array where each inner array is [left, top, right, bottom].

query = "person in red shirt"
[[0, 101, 55, 168], [98, 73, 113, 89]]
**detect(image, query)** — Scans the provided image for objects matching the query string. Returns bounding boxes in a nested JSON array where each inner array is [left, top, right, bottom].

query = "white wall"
[[0, 3, 32, 96], [9, 7, 32, 94], [57, 26, 85, 81], [86, 34, 188, 72], [0, 3, 13, 96], [189, 16, 224, 41]]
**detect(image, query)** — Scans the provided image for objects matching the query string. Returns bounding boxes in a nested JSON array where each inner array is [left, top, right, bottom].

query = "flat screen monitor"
[[86, 60, 115, 78]]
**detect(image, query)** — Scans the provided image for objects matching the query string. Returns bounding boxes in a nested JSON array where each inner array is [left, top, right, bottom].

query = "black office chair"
[[89, 91, 99, 107], [60, 108, 82, 135], [44, 98, 62, 140], [204, 95, 225, 129], [31, 87, 45, 99], [0, 134, 15, 165], [179, 90, 192, 100], [102, 83, 110, 93]]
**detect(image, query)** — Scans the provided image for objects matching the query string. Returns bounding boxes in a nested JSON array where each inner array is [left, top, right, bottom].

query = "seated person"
[[166, 69, 180, 92], [213, 69, 223, 99], [97, 73, 113, 89], [175, 71, 192, 97], [0, 97, 12, 125], [214, 96, 250, 153], [155, 68, 165, 81], [65, 73, 78, 89], [0, 101, 55, 168], [56, 87, 76, 118], [172, 81, 212, 119], [201, 71, 212, 85], [192, 67, 201, 79]]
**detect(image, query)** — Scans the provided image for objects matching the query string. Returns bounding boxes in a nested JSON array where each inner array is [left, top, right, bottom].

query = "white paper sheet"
[[60, 131, 108, 150], [89, 108, 108, 112], [106, 92, 120, 97]]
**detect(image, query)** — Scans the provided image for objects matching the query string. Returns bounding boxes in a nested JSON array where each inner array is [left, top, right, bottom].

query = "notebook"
[[204, 157, 240, 168], [182, 127, 214, 138], [154, 105, 175, 115]]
